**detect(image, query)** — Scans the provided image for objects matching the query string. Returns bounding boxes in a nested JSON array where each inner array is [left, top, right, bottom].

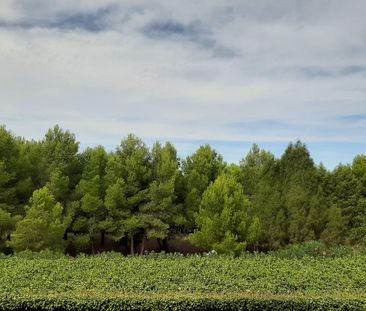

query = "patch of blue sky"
[[338, 114, 366, 122]]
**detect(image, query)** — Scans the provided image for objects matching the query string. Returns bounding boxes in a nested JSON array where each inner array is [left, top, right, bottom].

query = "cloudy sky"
[[0, 0, 365, 168]]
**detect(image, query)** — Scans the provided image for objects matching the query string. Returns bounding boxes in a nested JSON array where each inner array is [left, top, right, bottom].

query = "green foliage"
[[279, 141, 322, 244], [104, 178, 130, 246], [7, 187, 69, 252], [106, 134, 151, 196], [42, 125, 81, 198], [271, 240, 355, 259], [42, 125, 79, 174], [0, 208, 16, 239], [140, 142, 183, 241], [0, 208, 18, 251], [190, 174, 260, 255], [248, 141, 330, 249], [72, 146, 109, 245], [12, 249, 67, 259], [104, 135, 152, 253], [71, 234, 91, 253], [2, 124, 366, 256], [321, 206, 346, 245], [353, 155, 366, 190], [0, 253, 366, 310], [182, 145, 225, 230], [239, 144, 275, 197], [46, 169, 69, 203], [0, 126, 30, 214], [328, 164, 366, 245], [0, 294, 364, 311]]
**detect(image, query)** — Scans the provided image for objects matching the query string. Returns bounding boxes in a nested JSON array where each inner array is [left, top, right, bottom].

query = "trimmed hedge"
[[0, 252, 366, 310], [1, 293, 365, 311]]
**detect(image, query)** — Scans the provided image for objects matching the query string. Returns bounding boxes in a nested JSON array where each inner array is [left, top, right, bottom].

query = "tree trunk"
[[123, 236, 129, 254], [158, 237, 168, 252], [101, 230, 105, 247], [130, 235, 134, 255], [91, 238, 95, 255], [140, 237, 145, 255]]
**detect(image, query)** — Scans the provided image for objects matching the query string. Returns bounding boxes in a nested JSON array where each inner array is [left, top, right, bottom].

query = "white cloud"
[[0, 0, 365, 152]]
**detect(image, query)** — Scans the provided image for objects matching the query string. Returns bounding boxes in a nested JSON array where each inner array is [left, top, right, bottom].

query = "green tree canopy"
[[0, 126, 21, 213], [182, 145, 225, 230], [42, 125, 80, 189], [0, 208, 19, 249], [138, 142, 184, 253], [105, 134, 152, 254], [72, 146, 110, 251], [190, 173, 260, 256], [7, 187, 70, 252], [239, 144, 275, 197]]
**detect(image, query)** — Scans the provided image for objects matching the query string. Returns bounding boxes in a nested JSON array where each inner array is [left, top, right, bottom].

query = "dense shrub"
[[13, 249, 68, 259], [0, 252, 365, 310], [271, 241, 355, 259]]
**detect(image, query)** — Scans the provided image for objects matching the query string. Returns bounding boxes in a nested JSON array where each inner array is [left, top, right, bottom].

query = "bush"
[[0, 252, 366, 310], [14, 249, 67, 259], [71, 234, 91, 254], [272, 241, 354, 259], [0, 293, 364, 310]]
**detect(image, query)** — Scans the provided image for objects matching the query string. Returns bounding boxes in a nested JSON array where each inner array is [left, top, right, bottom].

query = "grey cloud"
[[298, 66, 366, 79], [143, 20, 202, 39], [1, 0, 366, 149], [339, 66, 366, 76], [143, 20, 237, 58], [51, 8, 114, 32], [0, 6, 115, 32]]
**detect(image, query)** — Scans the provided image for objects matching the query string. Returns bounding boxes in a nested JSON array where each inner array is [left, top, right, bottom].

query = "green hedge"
[[1, 293, 365, 311], [1, 252, 366, 310]]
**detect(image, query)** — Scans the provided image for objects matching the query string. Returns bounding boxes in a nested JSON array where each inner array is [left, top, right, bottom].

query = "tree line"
[[0, 125, 365, 256]]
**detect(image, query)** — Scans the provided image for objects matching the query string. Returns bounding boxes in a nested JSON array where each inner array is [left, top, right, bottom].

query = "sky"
[[0, 0, 365, 169]]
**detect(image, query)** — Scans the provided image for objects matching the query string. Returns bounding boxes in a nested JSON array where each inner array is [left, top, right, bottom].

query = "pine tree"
[[182, 145, 225, 230], [8, 187, 70, 252], [139, 142, 183, 253], [72, 146, 109, 252], [105, 134, 151, 254], [190, 173, 260, 256]]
